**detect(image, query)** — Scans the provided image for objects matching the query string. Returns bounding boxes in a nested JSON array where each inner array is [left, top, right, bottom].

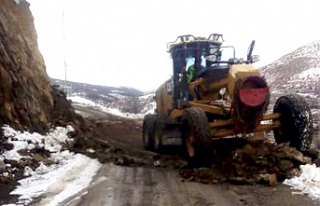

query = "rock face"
[[0, 0, 91, 189], [0, 0, 54, 133]]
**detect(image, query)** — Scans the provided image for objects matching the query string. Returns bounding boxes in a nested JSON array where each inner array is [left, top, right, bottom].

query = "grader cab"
[[143, 34, 313, 166]]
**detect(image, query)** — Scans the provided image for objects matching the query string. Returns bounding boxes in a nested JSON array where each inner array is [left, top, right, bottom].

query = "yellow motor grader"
[[142, 34, 313, 166]]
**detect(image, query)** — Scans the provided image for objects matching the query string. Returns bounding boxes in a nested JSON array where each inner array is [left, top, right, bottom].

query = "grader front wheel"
[[273, 94, 313, 151], [182, 107, 213, 167]]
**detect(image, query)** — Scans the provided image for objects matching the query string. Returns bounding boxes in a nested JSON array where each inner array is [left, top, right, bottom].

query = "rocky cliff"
[[0, 0, 78, 133]]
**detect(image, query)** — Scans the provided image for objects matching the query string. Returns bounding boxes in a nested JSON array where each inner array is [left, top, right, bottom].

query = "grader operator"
[[143, 33, 313, 166]]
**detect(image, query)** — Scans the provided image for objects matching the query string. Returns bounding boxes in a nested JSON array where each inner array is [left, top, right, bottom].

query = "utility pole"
[[62, 11, 68, 95]]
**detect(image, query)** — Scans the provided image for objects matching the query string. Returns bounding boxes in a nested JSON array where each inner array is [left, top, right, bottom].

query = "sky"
[[26, 0, 320, 91]]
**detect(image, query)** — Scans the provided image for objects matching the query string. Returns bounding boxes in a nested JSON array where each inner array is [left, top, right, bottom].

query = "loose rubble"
[[180, 138, 318, 185], [70, 119, 320, 186]]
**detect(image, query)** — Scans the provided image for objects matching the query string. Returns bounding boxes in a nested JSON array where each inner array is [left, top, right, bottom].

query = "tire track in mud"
[[49, 163, 320, 206], [69, 164, 264, 206], [141, 168, 154, 206]]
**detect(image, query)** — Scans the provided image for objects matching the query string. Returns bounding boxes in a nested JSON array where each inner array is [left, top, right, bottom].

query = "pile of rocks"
[[180, 138, 318, 185]]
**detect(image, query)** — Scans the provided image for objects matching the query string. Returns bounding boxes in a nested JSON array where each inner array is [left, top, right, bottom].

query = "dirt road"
[[66, 105, 319, 206], [60, 164, 317, 206]]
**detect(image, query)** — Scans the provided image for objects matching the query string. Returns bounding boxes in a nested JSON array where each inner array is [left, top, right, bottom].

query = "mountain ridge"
[[50, 78, 155, 115], [260, 40, 320, 110]]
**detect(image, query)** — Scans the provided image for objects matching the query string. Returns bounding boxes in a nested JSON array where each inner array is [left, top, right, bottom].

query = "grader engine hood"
[[228, 64, 270, 132]]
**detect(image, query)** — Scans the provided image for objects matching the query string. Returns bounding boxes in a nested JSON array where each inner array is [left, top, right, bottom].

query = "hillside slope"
[[51, 78, 155, 115], [260, 40, 320, 110]]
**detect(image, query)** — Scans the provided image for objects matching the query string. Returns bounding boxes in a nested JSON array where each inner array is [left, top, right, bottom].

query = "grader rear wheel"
[[153, 121, 164, 152], [273, 94, 313, 151], [142, 114, 156, 150], [182, 107, 213, 167]]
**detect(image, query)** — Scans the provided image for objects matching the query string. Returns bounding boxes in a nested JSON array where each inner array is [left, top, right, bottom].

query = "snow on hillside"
[[67, 96, 96, 107], [68, 95, 155, 119], [263, 41, 320, 70], [293, 40, 320, 59], [138, 93, 156, 115], [51, 78, 156, 116], [260, 40, 320, 111], [296, 67, 320, 79], [261, 40, 320, 76], [139, 93, 154, 99]]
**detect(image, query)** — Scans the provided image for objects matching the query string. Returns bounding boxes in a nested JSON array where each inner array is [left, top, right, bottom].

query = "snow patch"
[[296, 67, 320, 79], [0, 126, 101, 205], [139, 93, 155, 99], [284, 164, 320, 201], [1, 125, 74, 161], [11, 154, 101, 206], [68, 96, 96, 106]]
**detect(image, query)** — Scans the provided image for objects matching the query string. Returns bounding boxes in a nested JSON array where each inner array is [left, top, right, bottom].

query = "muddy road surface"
[[60, 164, 317, 206], [67, 105, 318, 206]]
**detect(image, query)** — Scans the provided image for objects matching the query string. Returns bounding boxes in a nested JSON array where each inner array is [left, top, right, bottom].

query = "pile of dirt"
[[180, 138, 318, 185]]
